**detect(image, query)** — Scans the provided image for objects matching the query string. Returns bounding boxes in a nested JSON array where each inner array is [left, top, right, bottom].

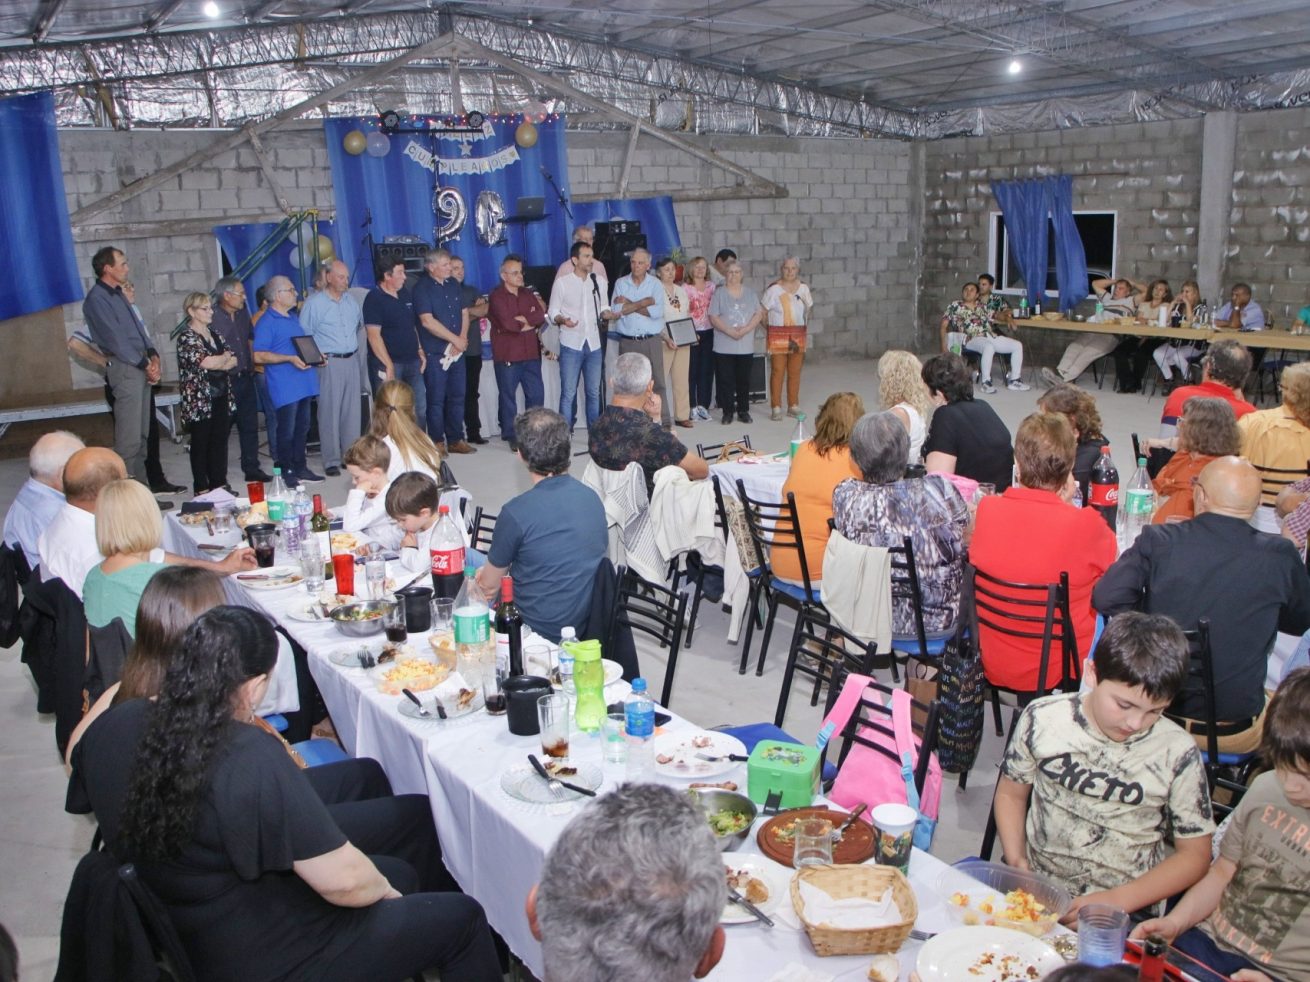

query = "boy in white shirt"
[[385, 471, 464, 578], [341, 435, 401, 550]]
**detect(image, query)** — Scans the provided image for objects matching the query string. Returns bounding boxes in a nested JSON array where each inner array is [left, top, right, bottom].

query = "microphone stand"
[[354, 207, 375, 285], [540, 165, 573, 258]]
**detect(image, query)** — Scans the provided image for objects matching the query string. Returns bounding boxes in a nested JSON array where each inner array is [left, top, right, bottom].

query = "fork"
[[528, 754, 566, 798], [695, 751, 749, 763]]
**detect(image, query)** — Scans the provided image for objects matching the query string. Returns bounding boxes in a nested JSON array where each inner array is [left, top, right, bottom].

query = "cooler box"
[[747, 740, 821, 810]]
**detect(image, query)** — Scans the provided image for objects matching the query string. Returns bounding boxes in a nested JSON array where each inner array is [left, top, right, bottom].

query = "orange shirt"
[[1150, 452, 1214, 524], [774, 442, 860, 584]]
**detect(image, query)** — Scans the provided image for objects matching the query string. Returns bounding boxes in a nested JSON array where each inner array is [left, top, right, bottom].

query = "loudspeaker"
[[523, 265, 557, 306], [371, 242, 430, 276], [749, 353, 767, 404], [598, 232, 647, 280]]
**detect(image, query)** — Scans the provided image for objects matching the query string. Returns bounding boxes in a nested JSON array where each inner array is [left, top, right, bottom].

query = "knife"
[[528, 753, 597, 797], [430, 694, 448, 720], [726, 885, 775, 927], [402, 688, 431, 717]]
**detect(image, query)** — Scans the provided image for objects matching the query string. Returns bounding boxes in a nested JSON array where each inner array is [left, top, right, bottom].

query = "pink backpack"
[[817, 673, 942, 850]]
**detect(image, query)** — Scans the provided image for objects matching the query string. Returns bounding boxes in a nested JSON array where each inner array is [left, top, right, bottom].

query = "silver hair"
[[572, 224, 594, 241], [29, 430, 84, 482], [266, 274, 292, 295], [850, 410, 910, 485], [424, 247, 451, 267], [613, 352, 653, 396], [214, 275, 243, 296], [537, 784, 725, 982]]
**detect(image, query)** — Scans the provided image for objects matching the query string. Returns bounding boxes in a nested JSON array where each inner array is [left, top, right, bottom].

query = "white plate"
[[500, 762, 603, 804], [234, 566, 304, 590], [398, 688, 483, 721], [327, 643, 383, 668], [720, 861, 789, 925], [601, 658, 623, 686], [286, 601, 333, 623], [916, 926, 1065, 982], [652, 730, 748, 779]]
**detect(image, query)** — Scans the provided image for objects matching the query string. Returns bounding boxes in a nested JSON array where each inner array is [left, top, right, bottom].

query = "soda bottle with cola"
[[1088, 446, 1120, 531], [428, 504, 466, 600]]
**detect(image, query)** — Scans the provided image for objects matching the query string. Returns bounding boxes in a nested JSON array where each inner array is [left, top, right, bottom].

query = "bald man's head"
[[29, 430, 85, 491], [62, 448, 128, 510], [1194, 455, 1262, 520]]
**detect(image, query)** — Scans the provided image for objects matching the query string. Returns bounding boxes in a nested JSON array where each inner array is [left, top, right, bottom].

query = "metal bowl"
[[328, 599, 394, 638], [686, 788, 758, 852]]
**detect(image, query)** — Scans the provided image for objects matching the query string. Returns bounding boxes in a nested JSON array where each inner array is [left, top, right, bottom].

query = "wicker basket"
[[790, 864, 918, 956]]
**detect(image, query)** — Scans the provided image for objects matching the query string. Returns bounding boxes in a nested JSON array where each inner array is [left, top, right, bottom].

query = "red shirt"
[[969, 486, 1118, 692], [488, 285, 547, 363], [1161, 380, 1255, 425]]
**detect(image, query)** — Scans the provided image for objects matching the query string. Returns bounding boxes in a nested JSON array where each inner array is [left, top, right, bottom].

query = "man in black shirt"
[[452, 256, 490, 445], [363, 256, 426, 404], [212, 275, 272, 483]]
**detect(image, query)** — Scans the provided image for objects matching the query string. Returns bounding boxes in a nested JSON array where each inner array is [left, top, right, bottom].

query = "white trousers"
[[1056, 332, 1118, 381], [1153, 343, 1201, 380], [965, 335, 1024, 382]]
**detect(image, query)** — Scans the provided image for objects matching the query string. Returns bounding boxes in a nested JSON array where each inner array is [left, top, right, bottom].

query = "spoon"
[[402, 688, 430, 717]]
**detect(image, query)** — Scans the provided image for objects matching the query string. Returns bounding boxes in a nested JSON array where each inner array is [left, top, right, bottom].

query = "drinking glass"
[[603, 711, 628, 764], [299, 539, 324, 594], [382, 602, 406, 643], [792, 818, 834, 867], [1077, 904, 1129, 966], [430, 597, 455, 633], [332, 553, 355, 595], [213, 503, 234, 534], [482, 669, 507, 715], [364, 554, 387, 601], [537, 693, 571, 762], [524, 641, 552, 678], [248, 526, 276, 568]]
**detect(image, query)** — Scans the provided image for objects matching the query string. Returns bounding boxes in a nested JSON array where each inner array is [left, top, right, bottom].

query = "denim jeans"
[[557, 344, 603, 431], [494, 359, 545, 442], [275, 397, 311, 484], [255, 372, 280, 463], [231, 373, 262, 477], [370, 356, 427, 408], [690, 331, 716, 409], [422, 353, 466, 445]]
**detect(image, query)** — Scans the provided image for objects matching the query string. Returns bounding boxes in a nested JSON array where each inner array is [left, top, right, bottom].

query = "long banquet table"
[[166, 512, 1065, 981], [1010, 315, 1310, 351]]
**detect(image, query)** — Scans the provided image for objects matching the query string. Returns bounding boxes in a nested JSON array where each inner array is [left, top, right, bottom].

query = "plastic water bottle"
[[790, 413, 807, 460], [1071, 481, 1084, 509], [280, 515, 301, 558], [1018, 297, 1029, 320], [294, 488, 312, 539], [267, 466, 288, 522], [624, 677, 655, 779], [557, 626, 577, 697], [1119, 456, 1155, 551]]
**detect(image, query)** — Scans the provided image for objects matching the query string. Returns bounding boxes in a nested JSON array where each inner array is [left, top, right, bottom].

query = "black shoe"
[[156, 499, 175, 511], [467, 434, 489, 445], [722, 412, 734, 425], [150, 480, 187, 495], [295, 469, 324, 484], [508, 442, 518, 453], [738, 412, 753, 424], [324, 466, 341, 477], [244, 470, 273, 483]]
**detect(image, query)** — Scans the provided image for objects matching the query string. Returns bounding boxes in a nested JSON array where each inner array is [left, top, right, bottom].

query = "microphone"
[[590, 272, 600, 292], [360, 206, 372, 229], [539, 164, 553, 181]]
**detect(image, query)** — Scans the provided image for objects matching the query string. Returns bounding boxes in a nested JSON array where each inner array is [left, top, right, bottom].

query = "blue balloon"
[[365, 131, 391, 158]]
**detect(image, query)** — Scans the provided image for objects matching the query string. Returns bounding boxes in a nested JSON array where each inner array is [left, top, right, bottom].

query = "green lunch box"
[[747, 740, 821, 810]]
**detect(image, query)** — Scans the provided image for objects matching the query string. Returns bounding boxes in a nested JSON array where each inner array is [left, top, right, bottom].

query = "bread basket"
[[789, 864, 917, 956]]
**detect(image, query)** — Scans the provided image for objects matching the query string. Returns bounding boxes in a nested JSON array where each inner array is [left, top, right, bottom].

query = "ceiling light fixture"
[[1008, 58, 1023, 75], [203, 1, 221, 17]]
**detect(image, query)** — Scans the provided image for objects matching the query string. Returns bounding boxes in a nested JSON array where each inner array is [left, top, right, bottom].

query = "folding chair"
[[829, 674, 942, 800], [611, 567, 688, 708], [696, 434, 753, 460], [469, 506, 497, 552], [1251, 459, 1310, 508]]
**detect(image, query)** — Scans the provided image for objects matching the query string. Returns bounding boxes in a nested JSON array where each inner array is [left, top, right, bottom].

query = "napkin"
[[765, 965, 834, 982], [796, 879, 898, 929], [193, 487, 237, 506]]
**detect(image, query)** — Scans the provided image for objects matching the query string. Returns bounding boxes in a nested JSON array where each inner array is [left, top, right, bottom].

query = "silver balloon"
[[432, 186, 467, 243], [475, 190, 507, 246]]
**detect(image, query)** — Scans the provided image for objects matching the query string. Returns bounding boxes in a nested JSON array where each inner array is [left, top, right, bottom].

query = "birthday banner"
[[324, 113, 572, 294]]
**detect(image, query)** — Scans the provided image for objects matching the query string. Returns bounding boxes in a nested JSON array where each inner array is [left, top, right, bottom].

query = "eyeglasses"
[[277, 287, 297, 294]]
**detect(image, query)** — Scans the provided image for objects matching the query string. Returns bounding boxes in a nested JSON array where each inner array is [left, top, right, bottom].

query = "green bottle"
[[568, 638, 606, 733]]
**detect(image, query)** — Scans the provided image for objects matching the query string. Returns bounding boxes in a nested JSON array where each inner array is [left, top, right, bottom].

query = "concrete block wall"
[[1228, 107, 1310, 326], [920, 117, 1204, 359]]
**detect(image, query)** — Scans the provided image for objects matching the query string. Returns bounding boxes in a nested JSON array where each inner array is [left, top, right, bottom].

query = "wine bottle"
[[494, 575, 524, 676]]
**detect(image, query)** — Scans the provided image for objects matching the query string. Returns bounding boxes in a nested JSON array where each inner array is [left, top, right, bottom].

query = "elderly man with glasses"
[[212, 275, 272, 483], [252, 276, 321, 487]]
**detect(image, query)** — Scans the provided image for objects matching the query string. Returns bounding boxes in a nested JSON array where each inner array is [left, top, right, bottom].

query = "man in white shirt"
[[555, 225, 608, 282], [548, 242, 606, 433], [3, 431, 84, 571], [38, 447, 254, 598], [709, 248, 736, 286]]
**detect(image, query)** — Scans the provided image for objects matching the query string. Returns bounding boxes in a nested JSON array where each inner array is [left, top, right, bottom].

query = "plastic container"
[[624, 677, 655, 778], [557, 626, 577, 695], [938, 860, 1071, 937]]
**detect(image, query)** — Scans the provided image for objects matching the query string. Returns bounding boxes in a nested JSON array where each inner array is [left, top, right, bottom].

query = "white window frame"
[[987, 210, 1119, 299]]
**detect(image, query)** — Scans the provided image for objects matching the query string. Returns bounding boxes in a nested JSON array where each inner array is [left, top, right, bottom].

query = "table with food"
[[1010, 312, 1310, 351], [161, 501, 1102, 982]]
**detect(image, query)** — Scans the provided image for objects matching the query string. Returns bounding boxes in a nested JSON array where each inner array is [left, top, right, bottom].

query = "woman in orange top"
[[774, 391, 864, 586], [1151, 396, 1241, 523]]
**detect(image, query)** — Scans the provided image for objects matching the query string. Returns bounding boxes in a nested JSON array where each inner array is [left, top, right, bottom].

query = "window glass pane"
[[991, 212, 1116, 296]]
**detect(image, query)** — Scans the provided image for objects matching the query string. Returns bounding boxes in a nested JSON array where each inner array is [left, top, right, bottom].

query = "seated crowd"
[[7, 242, 1310, 982]]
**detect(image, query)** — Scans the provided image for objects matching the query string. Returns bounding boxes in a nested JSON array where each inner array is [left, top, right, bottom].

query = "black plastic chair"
[[468, 506, 497, 553], [775, 606, 879, 727], [828, 673, 942, 800], [735, 479, 822, 677], [1251, 459, 1310, 508], [696, 434, 753, 460], [611, 568, 688, 708]]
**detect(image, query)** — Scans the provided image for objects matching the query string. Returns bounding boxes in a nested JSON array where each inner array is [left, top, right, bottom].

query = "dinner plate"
[[327, 643, 383, 668], [915, 926, 1064, 982], [235, 566, 304, 590], [397, 687, 483, 721], [500, 762, 603, 804], [286, 601, 333, 623], [720, 861, 789, 925], [651, 731, 748, 779], [756, 807, 876, 868]]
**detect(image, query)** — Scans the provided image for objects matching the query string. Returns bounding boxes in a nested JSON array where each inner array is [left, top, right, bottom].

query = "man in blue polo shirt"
[[363, 255, 425, 402], [603, 248, 669, 427], [253, 275, 321, 487], [412, 247, 475, 454]]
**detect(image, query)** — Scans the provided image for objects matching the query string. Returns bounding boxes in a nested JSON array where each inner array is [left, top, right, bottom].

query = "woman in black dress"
[[67, 605, 500, 982], [177, 291, 238, 494]]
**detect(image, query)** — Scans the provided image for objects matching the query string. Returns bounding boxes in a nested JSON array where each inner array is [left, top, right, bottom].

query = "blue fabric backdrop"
[[213, 219, 339, 311], [1048, 175, 1090, 314], [991, 178, 1050, 310], [572, 197, 682, 264], [0, 91, 82, 321], [324, 115, 571, 292]]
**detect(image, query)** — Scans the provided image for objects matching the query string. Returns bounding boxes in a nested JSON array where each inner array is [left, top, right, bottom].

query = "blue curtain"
[[1047, 175, 1089, 313], [213, 219, 339, 312], [323, 115, 571, 293], [0, 91, 82, 321], [990, 178, 1049, 310], [571, 197, 682, 261]]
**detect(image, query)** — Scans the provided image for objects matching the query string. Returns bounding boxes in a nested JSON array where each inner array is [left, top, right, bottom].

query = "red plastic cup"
[[246, 481, 265, 504], [332, 553, 355, 596]]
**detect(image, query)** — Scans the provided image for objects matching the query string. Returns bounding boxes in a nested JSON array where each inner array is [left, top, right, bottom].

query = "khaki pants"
[[1176, 695, 1269, 755], [662, 342, 691, 423], [770, 350, 804, 409]]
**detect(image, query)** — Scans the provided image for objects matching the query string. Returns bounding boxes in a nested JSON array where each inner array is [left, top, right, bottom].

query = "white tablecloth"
[[709, 456, 791, 644], [167, 510, 1065, 982]]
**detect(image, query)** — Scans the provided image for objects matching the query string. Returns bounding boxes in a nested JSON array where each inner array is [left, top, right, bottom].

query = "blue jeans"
[[494, 360, 545, 442], [422, 353, 466, 445], [1172, 927, 1265, 978], [275, 397, 312, 484], [255, 373, 279, 463], [231, 373, 262, 477], [557, 344, 603, 431], [690, 331, 716, 410], [370, 356, 427, 408]]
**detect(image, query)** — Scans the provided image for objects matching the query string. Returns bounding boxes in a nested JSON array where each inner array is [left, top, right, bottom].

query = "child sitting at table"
[[994, 612, 1214, 919], [1131, 667, 1310, 982], [385, 471, 454, 577], [342, 435, 401, 550]]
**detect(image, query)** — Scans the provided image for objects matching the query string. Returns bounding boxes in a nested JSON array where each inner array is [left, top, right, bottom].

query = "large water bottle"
[[1119, 456, 1155, 551], [570, 638, 606, 733], [624, 677, 655, 779], [267, 466, 288, 522]]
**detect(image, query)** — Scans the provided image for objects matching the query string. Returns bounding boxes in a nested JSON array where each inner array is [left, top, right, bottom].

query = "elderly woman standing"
[[940, 282, 1027, 394], [709, 261, 762, 425], [656, 257, 693, 429], [762, 257, 813, 421], [683, 256, 716, 421], [177, 291, 238, 495], [832, 411, 970, 635], [1151, 397, 1241, 523], [877, 350, 933, 465]]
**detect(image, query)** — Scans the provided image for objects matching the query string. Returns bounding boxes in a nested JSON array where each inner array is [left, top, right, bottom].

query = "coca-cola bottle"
[[1089, 446, 1120, 531], [428, 504, 466, 600]]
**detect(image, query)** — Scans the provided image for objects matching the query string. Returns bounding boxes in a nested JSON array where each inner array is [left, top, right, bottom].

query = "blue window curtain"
[[0, 91, 82, 320], [213, 220, 339, 312], [1047, 175, 1089, 314], [990, 178, 1049, 310]]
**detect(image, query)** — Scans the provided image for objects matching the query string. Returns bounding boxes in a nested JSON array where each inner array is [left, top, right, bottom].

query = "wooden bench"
[[0, 387, 183, 441]]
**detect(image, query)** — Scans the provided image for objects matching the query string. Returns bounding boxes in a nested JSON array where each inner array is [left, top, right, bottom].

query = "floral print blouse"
[[943, 300, 995, 340], [177, 327, 236, 425], [685, 281, 715, 331]]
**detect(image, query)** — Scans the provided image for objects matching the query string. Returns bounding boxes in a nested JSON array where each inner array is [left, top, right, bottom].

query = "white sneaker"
[[1040, 367, 1063, 387], [1007, 377, 1031, 391], [980, 379, 998, 395], [770, 407, 782, 421], [694, 406, 710, 421]]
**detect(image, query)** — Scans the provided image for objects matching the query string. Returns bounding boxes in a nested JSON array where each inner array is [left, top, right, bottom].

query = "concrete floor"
[[0, 355, 1187, 980]]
